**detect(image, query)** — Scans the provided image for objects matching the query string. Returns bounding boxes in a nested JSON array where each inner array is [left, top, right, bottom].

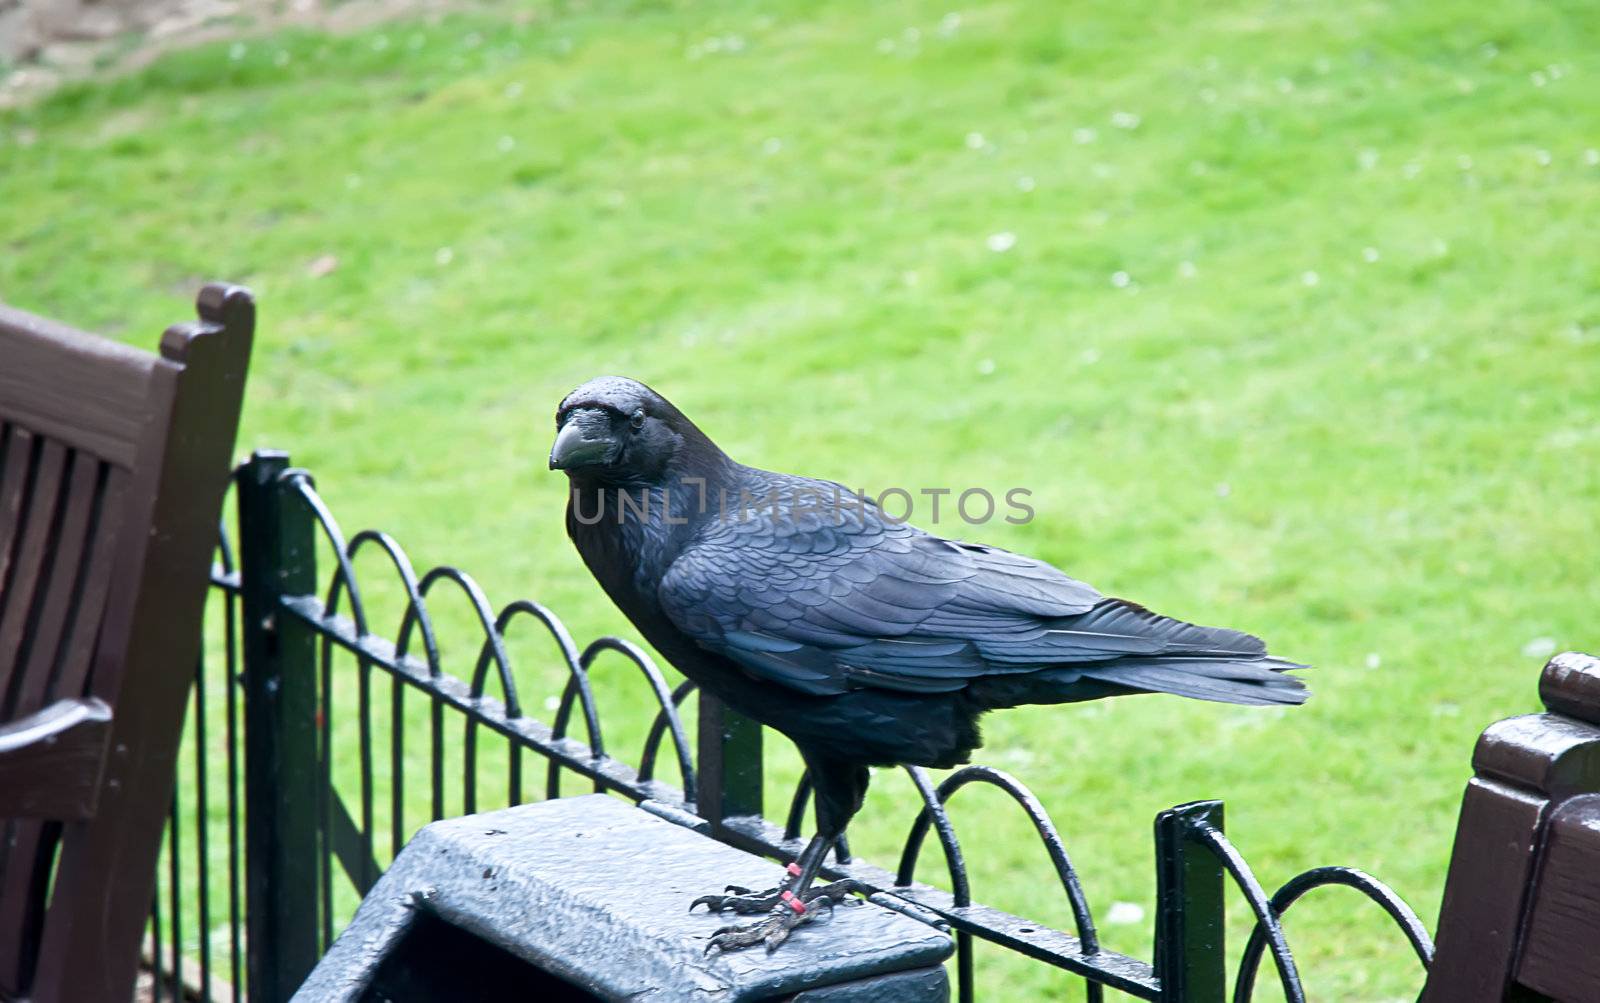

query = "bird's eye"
[[630, 409, 646, 430]]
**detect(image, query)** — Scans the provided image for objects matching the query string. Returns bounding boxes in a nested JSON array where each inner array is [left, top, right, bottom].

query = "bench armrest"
[[0, 698, 113, 820]]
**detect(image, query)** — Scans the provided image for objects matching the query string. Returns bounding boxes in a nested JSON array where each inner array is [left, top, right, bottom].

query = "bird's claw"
[[705, 907, 813, 954], [689, 886, 782, 914], [699, 880, 867, 954], [803, 879, 869, 908]]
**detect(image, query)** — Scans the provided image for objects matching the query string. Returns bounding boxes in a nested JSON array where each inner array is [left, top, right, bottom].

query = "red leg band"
[[786, 862, 803, 878], [780, 890, 807, 915]]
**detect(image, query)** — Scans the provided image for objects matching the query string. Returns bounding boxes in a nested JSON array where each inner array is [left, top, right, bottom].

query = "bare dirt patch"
[[0, 0, 464, 108]]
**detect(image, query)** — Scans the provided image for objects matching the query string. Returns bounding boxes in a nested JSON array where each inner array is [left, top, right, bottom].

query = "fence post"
[[1155, 800, 1227, 1003], [238, 450, 321, 1003], [695, 692, 763, 832]]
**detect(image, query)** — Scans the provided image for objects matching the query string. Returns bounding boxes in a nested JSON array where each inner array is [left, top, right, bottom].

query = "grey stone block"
[[294, 794, 952, 1002]]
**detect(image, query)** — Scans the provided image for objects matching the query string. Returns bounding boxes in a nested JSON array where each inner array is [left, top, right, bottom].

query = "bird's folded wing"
[[656, 492, 1108, 697]]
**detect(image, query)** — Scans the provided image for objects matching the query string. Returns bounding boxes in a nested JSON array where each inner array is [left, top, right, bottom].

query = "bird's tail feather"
[[1076, 656, 1309, 706], [971, 654, 1309, 709]]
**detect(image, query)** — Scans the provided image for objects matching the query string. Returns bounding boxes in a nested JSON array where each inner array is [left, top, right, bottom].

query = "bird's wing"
[[657, 476, 1114, 696]]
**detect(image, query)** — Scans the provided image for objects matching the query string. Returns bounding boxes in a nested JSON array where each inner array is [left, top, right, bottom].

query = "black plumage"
[[550, 376, 1306, 950]]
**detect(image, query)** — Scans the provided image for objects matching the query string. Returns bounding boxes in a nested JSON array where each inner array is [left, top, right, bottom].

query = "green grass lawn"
[[5, 0, 1599, 997]]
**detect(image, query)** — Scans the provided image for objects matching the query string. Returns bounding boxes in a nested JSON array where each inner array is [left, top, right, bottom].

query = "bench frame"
[[0, 286, 253, 1002]]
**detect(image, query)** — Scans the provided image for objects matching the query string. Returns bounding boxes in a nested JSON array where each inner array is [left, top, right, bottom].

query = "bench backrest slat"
[[0, 306, 159, 469]]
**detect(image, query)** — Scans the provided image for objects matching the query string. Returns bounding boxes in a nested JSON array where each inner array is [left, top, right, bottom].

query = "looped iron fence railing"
[[142, 450, 1435, 1002], [1233, 866, 1434, 1003]]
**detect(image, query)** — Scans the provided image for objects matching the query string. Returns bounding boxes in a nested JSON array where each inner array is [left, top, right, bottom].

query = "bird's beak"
[[549, 409, 616, 471]]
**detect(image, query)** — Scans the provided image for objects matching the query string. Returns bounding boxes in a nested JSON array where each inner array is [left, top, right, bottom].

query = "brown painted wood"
[[50, 466, 127, 702], [1419, 777, 1550, 1001], [0, 464, 131, 966], [1420, 652, 1600, 1003], [0, 425, 40, 608], [1518, 794, 1600, 1000], [0, 438, 69, 716], [0, 698, 112, 819], [0, 305, 159, 469], [0, 285, 253, 1003], [1540, 652, 1600, 726], [7, 454, 102, 716]]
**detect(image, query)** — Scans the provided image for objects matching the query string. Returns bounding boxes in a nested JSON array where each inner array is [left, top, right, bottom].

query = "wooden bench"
[[1421, 650, 1600, 1002], [0, 286, 253, 1002]]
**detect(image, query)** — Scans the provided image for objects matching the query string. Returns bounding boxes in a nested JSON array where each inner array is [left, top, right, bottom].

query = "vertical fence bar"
[[695, 692, 763, 829], [239, 450, 321, 1003], [193, 654, 213, 1001], [390, 677, 405, 859], [167, 792, 181, 1002], [430, 698, 444, 821], [317, 637, 334, 951], [358, 657, 375, 891], [223, 581, 244, 1003], [1155, 800, 1227, 1003], [150, 890, 163, 1002]]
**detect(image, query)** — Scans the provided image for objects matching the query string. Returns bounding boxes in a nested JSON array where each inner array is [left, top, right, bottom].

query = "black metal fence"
[[145, 450, 1435, 1002]]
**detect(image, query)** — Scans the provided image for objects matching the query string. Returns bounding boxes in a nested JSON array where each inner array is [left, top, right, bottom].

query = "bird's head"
[[550, 376, 718, 486]]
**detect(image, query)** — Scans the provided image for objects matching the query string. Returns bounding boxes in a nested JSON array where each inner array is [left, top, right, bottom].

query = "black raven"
[[550, 376, 1305, 952]]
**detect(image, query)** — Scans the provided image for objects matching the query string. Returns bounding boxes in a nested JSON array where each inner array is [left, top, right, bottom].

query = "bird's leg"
[[701, 833, 870, 954], [690, 835, 828, 915], [774, 834, 870, 911], [701, 758, 872, 953]]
